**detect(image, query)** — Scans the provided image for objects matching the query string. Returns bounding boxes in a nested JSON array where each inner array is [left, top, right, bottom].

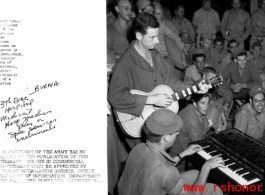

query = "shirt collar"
[[146, 140, 177, 166], [202, 8, 213, 13], [191, 103, 203, 118], [128, 40, 160, 66]]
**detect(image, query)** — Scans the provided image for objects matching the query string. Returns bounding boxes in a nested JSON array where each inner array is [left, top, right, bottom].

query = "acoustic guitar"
[[113, 75, 223, 138]]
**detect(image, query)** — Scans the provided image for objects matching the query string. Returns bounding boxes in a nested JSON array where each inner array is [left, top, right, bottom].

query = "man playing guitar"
[[108, 13, 210, 151]]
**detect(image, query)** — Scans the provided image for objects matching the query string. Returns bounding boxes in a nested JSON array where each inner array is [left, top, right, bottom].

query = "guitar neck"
[[171, 82, 208, 101]]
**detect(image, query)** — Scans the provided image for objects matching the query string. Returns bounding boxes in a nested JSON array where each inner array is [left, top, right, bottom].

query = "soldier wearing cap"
[[220, 48, 262, 106], [152, 0, 172, 20], [118, 109, 224, 195], [234, 86, 265, 140], [251, 0, 265, 56], [192, 0, 220, 48], [172, 5, 196, 42], [136, 0, 154, 15], [221, 0, 251, 50], [179, 28, 189, 42], [153, 2, 179, 37]]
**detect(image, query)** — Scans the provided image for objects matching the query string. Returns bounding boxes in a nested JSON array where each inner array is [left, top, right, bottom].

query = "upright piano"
[[187, 128, 265, 195]]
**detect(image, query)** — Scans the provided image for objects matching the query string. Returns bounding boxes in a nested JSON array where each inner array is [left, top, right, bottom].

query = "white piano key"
[[196, 150, 260, 186]]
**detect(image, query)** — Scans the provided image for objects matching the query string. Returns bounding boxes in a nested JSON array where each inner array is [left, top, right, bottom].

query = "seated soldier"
[[199, 34, 214, 66], [203, 67, 227, 131], [221, 39, 239, 70], [183, 39, 194, 66], [234, 86, 265, 141], [179, 28, 189, 43], [177, 93, 225, 149], [184, 49, 233, 117], [184, 48, 208, 84], [211, 37, 228, 74], [248, 41, 265, 88], [220, 48, 262, 105], [118, 109, 224, 195]]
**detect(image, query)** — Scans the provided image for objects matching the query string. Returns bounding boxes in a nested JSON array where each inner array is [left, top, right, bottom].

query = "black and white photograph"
[[107, 0, 265, 194]]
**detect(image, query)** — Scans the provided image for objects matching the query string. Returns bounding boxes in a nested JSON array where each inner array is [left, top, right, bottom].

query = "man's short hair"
[[228, 39, 239, 48], [252, 41, 262, 50], [174, 5, 184, 11], [143, 123, 163, 143], [114, 0, 131, 6], [213, 37, 224, 45], [203, 66, 216, 75], [132, 13, 159, 35], [191, 93, 210, 104], [237, 52, 247, 58], [193, 54, 206, 62]]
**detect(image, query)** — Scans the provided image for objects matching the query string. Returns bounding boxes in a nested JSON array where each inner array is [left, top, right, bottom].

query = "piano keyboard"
[[197, 144, 260, 186]]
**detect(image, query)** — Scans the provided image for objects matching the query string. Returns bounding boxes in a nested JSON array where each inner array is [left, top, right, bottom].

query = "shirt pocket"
[[246, 123, 257, 138]]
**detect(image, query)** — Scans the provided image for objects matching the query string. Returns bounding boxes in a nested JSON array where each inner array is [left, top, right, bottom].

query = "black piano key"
[[244, 174, 258, 181], [220, 154, 229, 161], [236, 169, 249, 175], [204, 147, 216, 153], [228, 164, 242, 171], [242, 173, 252, 179], [199, 142, 210, 147], [209, 151, 222, 157], [224, 160, 235, 166]]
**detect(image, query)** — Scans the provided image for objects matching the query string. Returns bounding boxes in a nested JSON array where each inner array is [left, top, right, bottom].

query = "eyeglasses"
[[119, 6, 132, 13]]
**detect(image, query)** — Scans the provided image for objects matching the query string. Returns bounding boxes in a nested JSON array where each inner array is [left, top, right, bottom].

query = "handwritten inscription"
[[29, 81, 59, 96], [0, 90, 58, 142]]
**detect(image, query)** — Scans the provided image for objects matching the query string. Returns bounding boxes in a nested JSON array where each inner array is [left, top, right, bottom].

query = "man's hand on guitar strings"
[[149, 93, 172, 108]]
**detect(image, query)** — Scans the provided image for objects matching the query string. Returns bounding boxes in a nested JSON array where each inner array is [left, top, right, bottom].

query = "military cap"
[[137, 0, 151, 10], [249, 86, 265, 97], [146, 109, 183, 135]]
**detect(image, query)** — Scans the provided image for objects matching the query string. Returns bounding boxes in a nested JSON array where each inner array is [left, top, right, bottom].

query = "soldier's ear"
[[115, 5, 120, 13], [136, 32, 143, 41], [193, 101, 197, 108]]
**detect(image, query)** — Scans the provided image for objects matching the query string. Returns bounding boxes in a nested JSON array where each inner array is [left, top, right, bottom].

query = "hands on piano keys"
[[197, 143, 261, 186]]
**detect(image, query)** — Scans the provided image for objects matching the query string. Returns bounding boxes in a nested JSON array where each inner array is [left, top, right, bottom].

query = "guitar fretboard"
[[171, 82, 205, 101]]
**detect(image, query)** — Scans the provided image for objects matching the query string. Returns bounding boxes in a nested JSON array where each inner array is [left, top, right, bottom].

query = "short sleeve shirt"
[[234, 103, 265, 139]]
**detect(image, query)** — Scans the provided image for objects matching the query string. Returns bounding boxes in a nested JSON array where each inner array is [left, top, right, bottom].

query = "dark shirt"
[[108, 41, 189, 117], [178, 104, 210, 148]]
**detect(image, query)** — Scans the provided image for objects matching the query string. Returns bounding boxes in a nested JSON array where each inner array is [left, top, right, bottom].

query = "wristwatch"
[[176, 154, 182, 160]]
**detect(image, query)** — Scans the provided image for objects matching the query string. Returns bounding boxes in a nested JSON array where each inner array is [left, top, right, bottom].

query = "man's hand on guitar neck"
[[196, 79, 211, 94], [146, 94, 172, 108]]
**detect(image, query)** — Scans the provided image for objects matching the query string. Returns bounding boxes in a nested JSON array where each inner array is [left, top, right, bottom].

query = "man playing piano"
[[234, 86, 265, 142], [118, 109, 224, 195]]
